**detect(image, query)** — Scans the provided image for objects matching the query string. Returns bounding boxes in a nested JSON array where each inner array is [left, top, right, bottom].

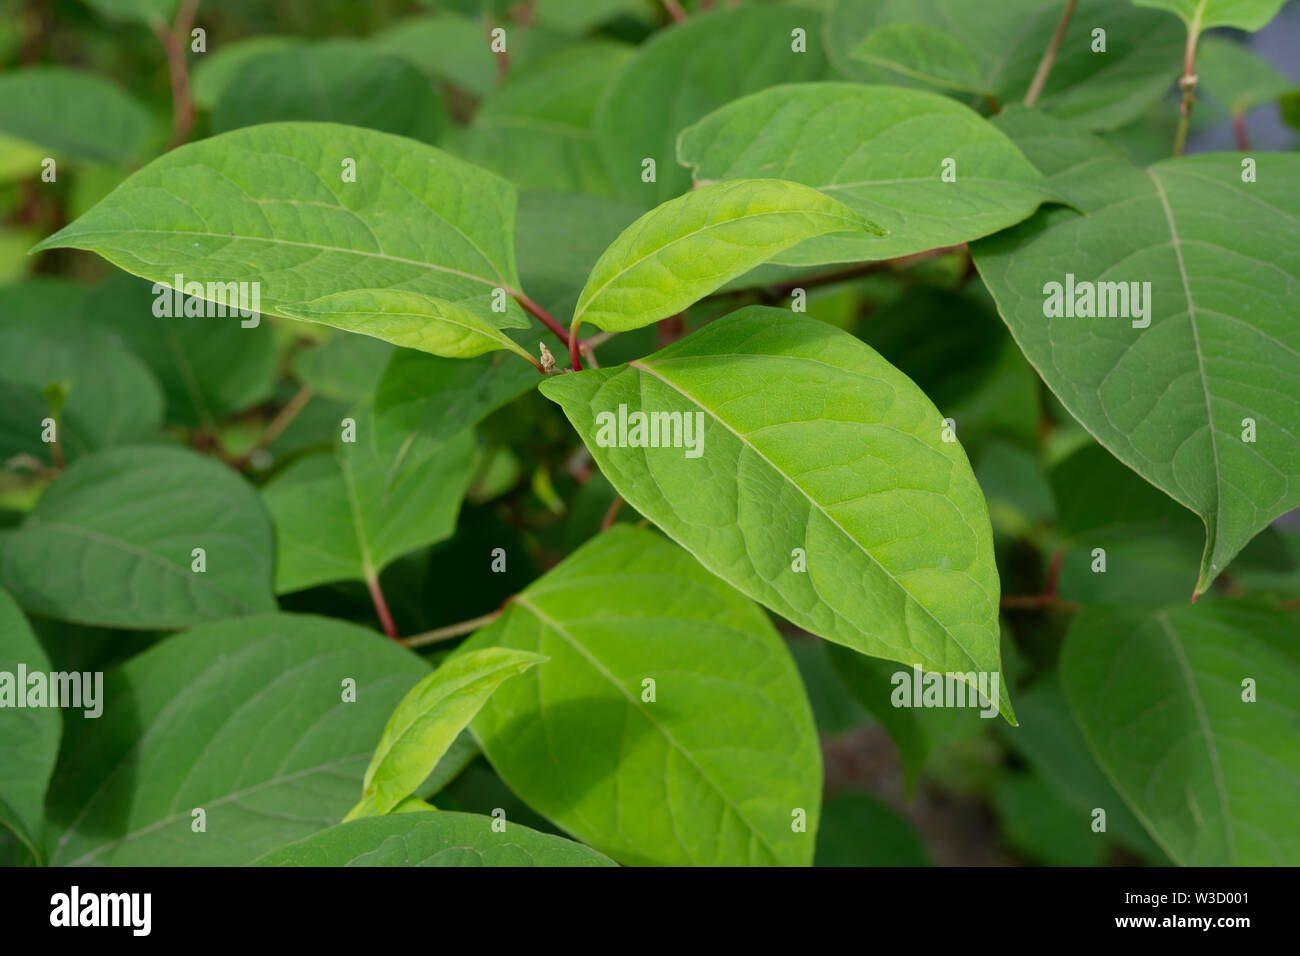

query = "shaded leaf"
[[0, 67, 154, 164]]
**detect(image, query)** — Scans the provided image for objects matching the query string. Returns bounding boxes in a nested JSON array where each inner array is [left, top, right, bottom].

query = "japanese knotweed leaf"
[[211, 40, 447, 145], [1131, 0, 1289, 31], [678, 83, 1051, 265], [291, 332, 393, 404], [447, 42, 632, 196], [836, 0, 1183, 131], [0, 589, 59, 862], [371, 13, 497, 97], [261, 401, 476, 594], [1062, 602, 1300, 865], [190, 37, 298, 110], [0, 67, 154, 164], [540, 308, 1014, 722], [571, 179, 883, 333], [346, 648, 545, 820], [0, 446, 276, 628], [78, 0, 179, 26], [973, 109, 1300, 594], [45, 613, 429, 866], [278, 289, 535, 363], [593, 4, 828, 207], [1196, 35, 1296, 114], [459, 525, 821, 866], [253, 811, 614, 866], [31, 122, 532, 343]]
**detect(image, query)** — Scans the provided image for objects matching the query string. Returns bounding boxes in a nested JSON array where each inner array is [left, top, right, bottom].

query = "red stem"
[[568, 322, 584, 372], [1233, 110, 1250, 151], [367, 574, 398, 639]]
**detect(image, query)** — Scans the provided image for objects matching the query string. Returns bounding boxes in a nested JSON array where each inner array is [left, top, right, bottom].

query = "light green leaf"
[[0, 67, 154, 164], [448, 42, 632, 195], [0, 589, 59, 863], [678, 84, 1051, 265], [347, 648, 544, 820], [1131, 0, 1288, 31], [0, 446, 276, 628], [279, 289, 534, 363], [1062, 602, 1300, 865], [190, 36, 299, 111], [31, 122, 531, 345], [541, 308, 1014, 722], [45, 613, 428, 865], [262, 402, 476, 593], [973, 109, 1300, 593], [211, 41, 448, 144], [572, 179, 882, 333], [253, 811, 614, 866], [461, 525, 821, 866], [594, 5, 829, 207]]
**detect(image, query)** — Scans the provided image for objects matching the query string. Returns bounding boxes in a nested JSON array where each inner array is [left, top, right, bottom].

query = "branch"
[[1172, 15, 1204, 157], [401, 610, 502, 648], [662, 0, 688, 23], [231, 385, 313, 470], [155, 0, 199, 151], [1023, 0, 1078, 108], [567, 321, 584, 372], [366, 573, 398, 639]]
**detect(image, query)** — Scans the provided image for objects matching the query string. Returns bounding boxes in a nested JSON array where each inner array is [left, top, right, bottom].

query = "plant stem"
[[401, 610, 502, 648], [600, 495, 624, 531], [366, 573, 398, 639], [1233, 109, 1250, 150], [662, 0, 687, 23], [567, 322, 584, 371], [1024, 0, 1078, 108], [233, 384, 313, 469], [1172, 15, 1204, 157], [155, 0, 199, 151], [512, 291, 570, 347]]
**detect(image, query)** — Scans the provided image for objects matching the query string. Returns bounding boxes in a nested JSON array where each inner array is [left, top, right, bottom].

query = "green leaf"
[[253, 811, 615, 866], [461, 525, 821, 866], [1000, 677, 1167, 862], [77, 0, 179, 26], [542, 308, 1014, 722], [0, 446, 276, 628], [0, 314, 164, 465], [833, 0, 1183, 131], [45, 613, 429, 865], [374, 347, 539, 449], [0, 589, 59, 862], [571, 179, 882, 333], [279, 289, 534, 363], [347, 648, 544, 819], [993, 774, 1109, 866], [291, 332, 393, 404], [190, 36, 299, 111], [80, 275, 278, 430], [594, 5, 829, 207], [211, 41, 448, 144], [31, 122, 531, 346], [679, 84, 1051, 266], [1062, 602, 1300, 865], [973, 111, 1300, 593], [262, 402, 476, 593], [448, 42, 632, 195], [1131, 0, 1288, 31], [0, 67, 154, 164], [1196, 35, 1296, 114], [371, 13, 498, 97], [814, 792, 930, 866]]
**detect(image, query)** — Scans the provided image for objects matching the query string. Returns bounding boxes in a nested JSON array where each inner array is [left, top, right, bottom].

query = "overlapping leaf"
[[45, 614, 429, 865], [1062, 602, 1300, 864], [974, 108, 1300, 593], [1132, 0, 1289, 31], [541, 308, 1014, 721], [461, 525, 822, 866], [678, 83, 1051, 265], [254, 812, 614, 866], [0, 446, 276, 628], [0, 67, 154, 164]]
